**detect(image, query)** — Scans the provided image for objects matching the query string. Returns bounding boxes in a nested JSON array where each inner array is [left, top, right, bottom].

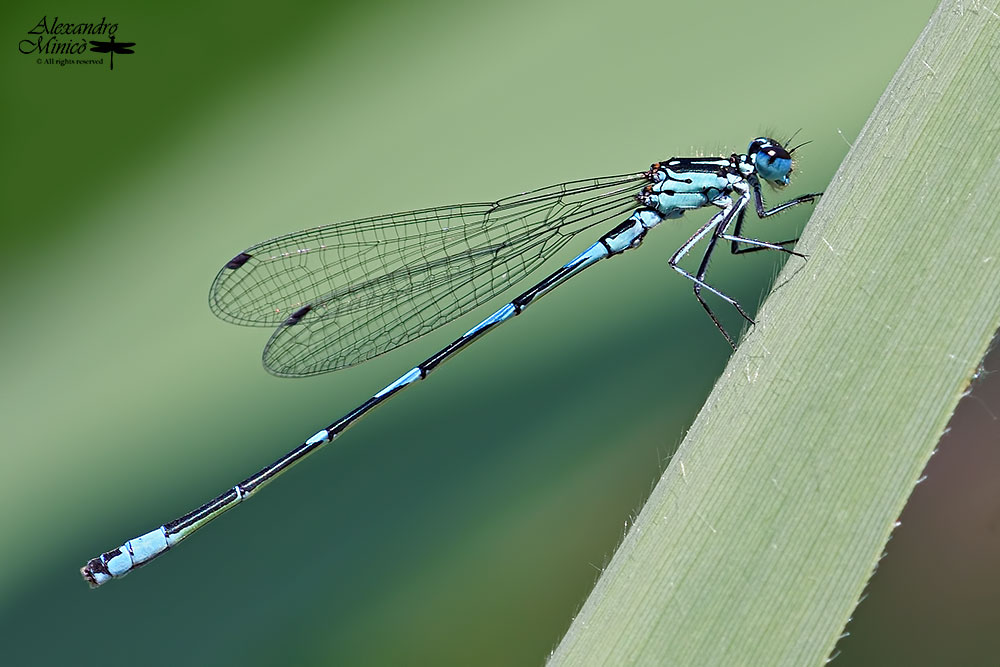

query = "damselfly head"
[[747, 137, 793, 188]]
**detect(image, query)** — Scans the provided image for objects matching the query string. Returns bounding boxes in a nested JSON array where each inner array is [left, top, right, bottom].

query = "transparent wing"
[[210, 172, 647, 376]]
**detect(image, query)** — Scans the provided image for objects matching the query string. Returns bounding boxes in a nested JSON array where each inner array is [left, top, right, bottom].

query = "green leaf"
[[549, 2, 1000, 664]]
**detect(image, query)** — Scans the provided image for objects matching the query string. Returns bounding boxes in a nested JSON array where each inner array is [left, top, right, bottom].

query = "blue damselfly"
[[82, 137, 820, 586]]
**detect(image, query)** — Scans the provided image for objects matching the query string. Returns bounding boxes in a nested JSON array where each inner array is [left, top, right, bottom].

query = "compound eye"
[[755, 143, 793, 185]]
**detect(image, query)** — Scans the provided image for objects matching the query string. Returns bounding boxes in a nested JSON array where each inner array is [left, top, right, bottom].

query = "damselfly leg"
[[674, 174, 821, 347]]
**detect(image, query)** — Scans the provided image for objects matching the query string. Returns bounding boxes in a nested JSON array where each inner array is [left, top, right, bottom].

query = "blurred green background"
[[3, 0, 998, 665]]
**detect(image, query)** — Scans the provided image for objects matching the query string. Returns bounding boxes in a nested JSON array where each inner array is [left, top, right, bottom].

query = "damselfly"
[[82, 136, 821, 587]]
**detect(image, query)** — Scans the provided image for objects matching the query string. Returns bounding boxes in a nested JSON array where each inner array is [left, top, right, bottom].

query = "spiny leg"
[[751, 175, 822, 219], [724, 207, 797, 255], [724, 236, 805, 257], [669, 199, 752, 348], [730, 238, 800, 256], [726, 180, 822, 255], [692, 230, 740, 348]]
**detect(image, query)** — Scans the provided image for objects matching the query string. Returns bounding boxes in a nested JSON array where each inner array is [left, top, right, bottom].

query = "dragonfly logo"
[[89, 34, 136, 71]]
